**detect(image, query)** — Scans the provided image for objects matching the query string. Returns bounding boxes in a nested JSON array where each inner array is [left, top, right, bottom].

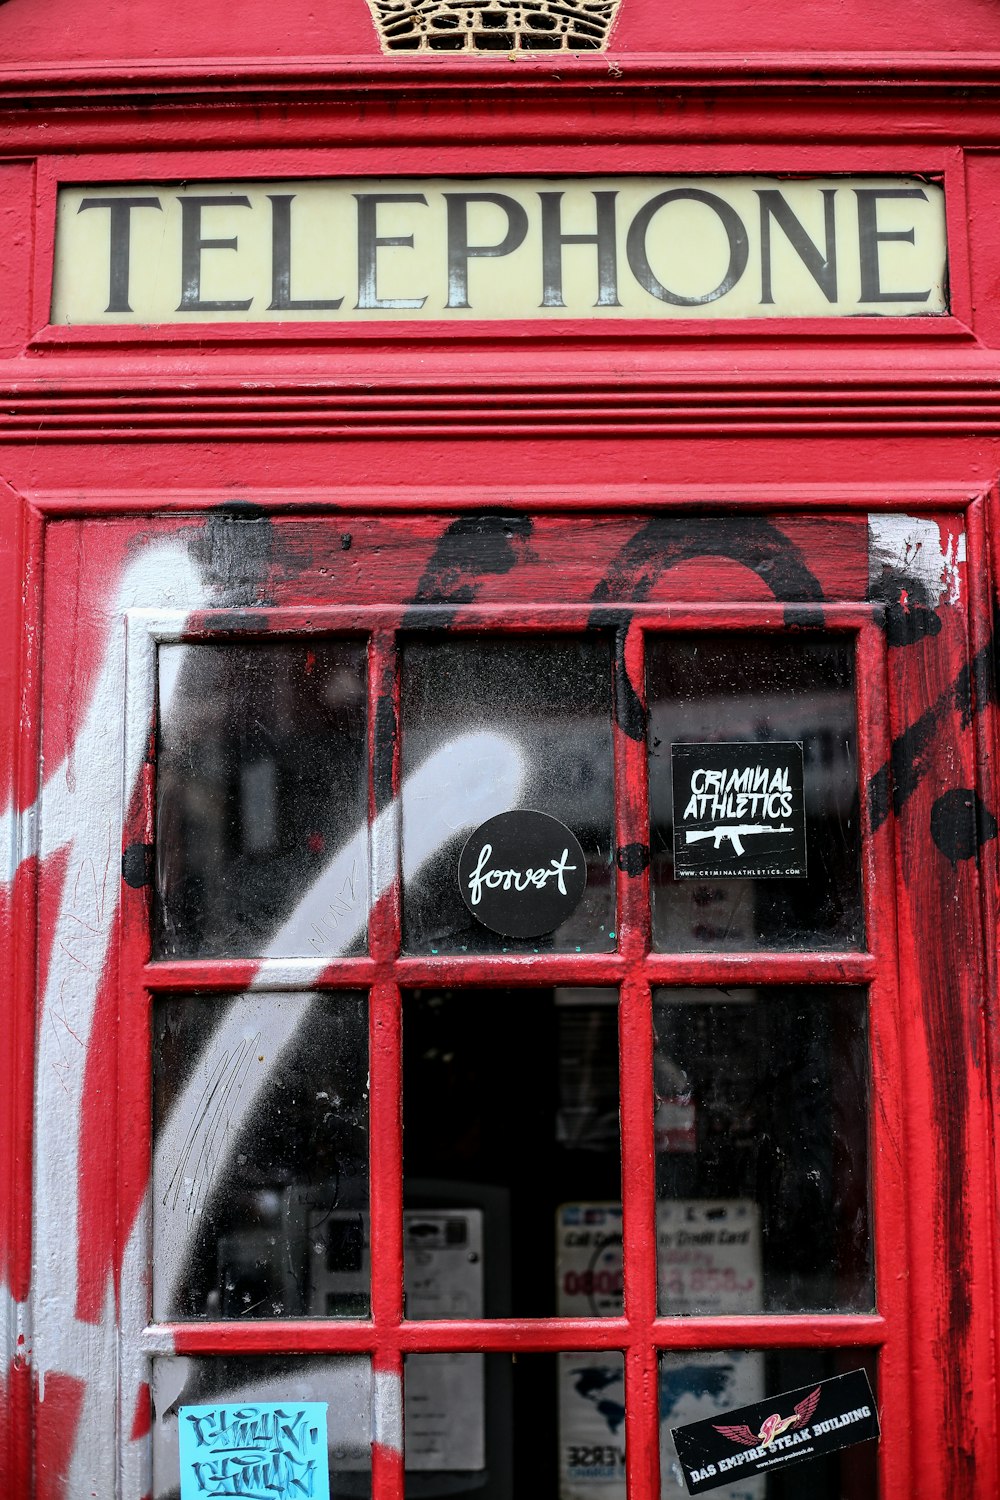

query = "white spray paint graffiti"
[[868, 513, 967, 607], [136, 725, 522, 1495], [151, 728, 524, 1318], [27, 542, 209, 1500], [1, 528, 525, 1496]]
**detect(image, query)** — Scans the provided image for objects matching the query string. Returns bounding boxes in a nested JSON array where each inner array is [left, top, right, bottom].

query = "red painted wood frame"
[[5, 496, 994, 1499], [26, 144, 973, 354], [136, 591, 903, 1499]]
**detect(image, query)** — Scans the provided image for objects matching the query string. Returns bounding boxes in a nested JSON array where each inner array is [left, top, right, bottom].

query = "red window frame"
[[28, 143, 975, 353], [135, 592, 906, 1499]]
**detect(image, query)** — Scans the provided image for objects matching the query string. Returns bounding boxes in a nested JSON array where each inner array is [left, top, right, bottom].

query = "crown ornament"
[[367, 0, 623, 53]]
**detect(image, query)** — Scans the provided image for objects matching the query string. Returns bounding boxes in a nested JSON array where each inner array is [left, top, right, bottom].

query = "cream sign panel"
[[51, 176, 948, 324]]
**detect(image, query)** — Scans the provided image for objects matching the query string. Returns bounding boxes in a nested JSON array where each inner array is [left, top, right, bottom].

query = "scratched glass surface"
[[400, 635, 616, 954], [648, 635, 863, 951], [403, 1351, 625, 1500], [660, 1348, 878, 1498], [152, 992, 369, 1320], [154, 640, 368, 960], [151, 1354, 372, 1499], [403, 987, 621, 1318], [653, 987, 872, 1316]]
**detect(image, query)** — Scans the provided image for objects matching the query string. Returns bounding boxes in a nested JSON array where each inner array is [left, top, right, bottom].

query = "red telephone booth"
[[1, 2, 999, 1498]]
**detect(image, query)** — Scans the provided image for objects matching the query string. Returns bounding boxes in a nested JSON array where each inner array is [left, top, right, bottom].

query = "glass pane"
[[404, 1350, 877, 1500], [401, 635, 615, 954], [660, 1349, 878, 1499], [155, 639, 368, 959], [153, 992, 369, 1319], [151, 1354, 371, 1499], [404, 1351, 625, 1500], [648, 634, 862, 951], [654, 988, 872, 1315], [403, 987, 620, 1318]]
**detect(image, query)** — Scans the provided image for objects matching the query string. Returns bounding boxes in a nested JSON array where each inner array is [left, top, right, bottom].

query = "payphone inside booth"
[[134, 513, 903, 1500]]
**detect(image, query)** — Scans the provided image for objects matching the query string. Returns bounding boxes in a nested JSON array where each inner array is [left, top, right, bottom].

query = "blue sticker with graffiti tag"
[[178, 1401, 330, 1500]]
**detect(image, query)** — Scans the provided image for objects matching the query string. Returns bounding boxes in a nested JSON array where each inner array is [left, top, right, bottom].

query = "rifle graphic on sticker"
[[684, 824, 795, 858], [671, 742, 808, 880]]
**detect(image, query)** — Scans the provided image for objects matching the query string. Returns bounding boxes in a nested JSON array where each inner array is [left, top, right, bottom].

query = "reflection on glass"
[[151, 1354, 372, 1500], [660, 1349, 878, 1499], [403, 1350, 877, 1500], [153, 992, 369, 1320], [401, 636, 616, 954], [404, 1351, 624, 1500], [403, 988, 620, 1318], [654, 988, 872, 1315], [648, 634, 862, 951], [155, 640, 368, 959]]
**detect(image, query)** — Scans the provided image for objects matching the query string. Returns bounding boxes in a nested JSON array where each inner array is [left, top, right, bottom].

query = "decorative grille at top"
[[366, 0, 623, 52]]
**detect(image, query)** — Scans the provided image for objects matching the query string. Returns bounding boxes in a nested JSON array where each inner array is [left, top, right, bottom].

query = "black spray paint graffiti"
[[187, 502, 281, 608], [866, 531, 1000, 864], [121, 841, 155, 888], [614, 624, 647, 742], [403, 513, 535, 626], [866, 600, 1000, 851], [929, 788, 999, 866], [187, 499, 358, 614], [373, 659, 398, 816], [869, 544, 945, 648], [590, 517, 828, 741], [615, 842, 651, 876], [589, 515, 827, 620], [865, 535, 994, 1475], [880, 600, 943, 648]]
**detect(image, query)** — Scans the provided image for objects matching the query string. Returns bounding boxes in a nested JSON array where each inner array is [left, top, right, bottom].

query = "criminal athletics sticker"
[[671, 1368, 880, 1495], [671, 741, 807, 880], [459, 810, 587, 938]]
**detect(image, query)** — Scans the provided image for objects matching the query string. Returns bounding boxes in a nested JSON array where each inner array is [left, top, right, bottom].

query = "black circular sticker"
[[458, 810, 587, 938]]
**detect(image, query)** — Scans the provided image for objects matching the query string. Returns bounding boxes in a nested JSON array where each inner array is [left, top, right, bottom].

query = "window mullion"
[[626, 1343, 663, 1500], [621, 969, 659, 1499], [614, 620, 661, 1500], [368, 630, 405, 1500], [614, 619, 652, 962], [856, 620, 911, 1500], [369, 628, 402, 964]]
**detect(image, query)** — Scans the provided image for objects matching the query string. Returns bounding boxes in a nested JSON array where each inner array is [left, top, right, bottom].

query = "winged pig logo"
[[713, 1387, 821, 1450]]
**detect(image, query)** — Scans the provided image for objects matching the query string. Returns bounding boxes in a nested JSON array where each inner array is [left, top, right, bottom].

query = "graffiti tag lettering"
[[179, 1402, 330, 1500]]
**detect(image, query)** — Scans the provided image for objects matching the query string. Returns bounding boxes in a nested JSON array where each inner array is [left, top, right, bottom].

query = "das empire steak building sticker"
[[671, 1369, 880, 1495]]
